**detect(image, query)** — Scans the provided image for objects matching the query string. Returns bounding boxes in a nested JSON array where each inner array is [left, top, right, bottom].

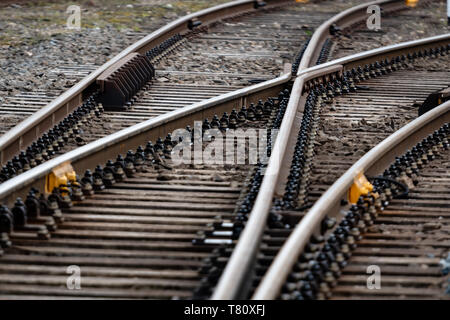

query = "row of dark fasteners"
[[145, 34, 184, 63], [0, 92, 103, 184], [275, 33, 338, 212], [192, 88, 292, 299], [279, 42, 450, 214], [0, 96, 281, 255], [316, 38, 333, 65], [291, 39, 310, 75]]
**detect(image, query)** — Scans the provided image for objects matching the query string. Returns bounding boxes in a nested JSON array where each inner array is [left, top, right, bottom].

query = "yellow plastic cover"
[[45, 162, 76, 194], [348, 172, 373, 204]]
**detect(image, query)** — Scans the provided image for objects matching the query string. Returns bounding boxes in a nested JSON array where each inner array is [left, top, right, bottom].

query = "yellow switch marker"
[[349, 172, 373, 204], [45, 162, 76, 194]]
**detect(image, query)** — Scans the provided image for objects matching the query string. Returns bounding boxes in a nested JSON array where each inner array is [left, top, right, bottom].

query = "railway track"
[[330, 149, 450, 299], [0, 0, 366, 177], [328, 0, 449, 61], [0, 0, 448, 300], [212, 32, 450, 298], [246, 57, 450, 300], [0, 86, 290, 299], [303, 59, 449, 209], [1, 0, 444, 181], [254, 103, 450, 300], [0, 0, 325, 299], [256, 64, 450, 300]]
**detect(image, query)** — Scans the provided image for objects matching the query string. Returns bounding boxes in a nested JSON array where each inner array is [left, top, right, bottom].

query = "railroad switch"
[[348, 172, 373, 204]]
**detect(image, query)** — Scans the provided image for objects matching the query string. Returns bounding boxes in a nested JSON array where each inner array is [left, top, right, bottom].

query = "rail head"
[[0, 0, 292, 165], [253, 99, 450, 299], [212, 31, 450, 299]]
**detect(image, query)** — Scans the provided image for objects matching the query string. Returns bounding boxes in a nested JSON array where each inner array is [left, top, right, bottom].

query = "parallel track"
[[0, 99, 280, 298]]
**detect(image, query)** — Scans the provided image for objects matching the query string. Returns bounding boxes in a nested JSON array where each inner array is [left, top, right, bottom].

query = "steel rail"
[[298, 33, 450, 77], [298, 0, 406, 70], [212, 32, 450, 299], [0, 0, 291, 165], [210, 0, 421, 299], [0, 73, 290, 206], [253, 100, 450, 300], [0, 0, 442, 299]]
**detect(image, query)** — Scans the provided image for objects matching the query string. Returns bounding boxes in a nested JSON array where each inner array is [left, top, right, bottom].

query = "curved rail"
[[253, 99, 450, 299], [0, 0, 441, 299], [0, 73, 290, 205], [0, 0, 291, 165], [298, 0, 405, 70], [212, 32, 450, 299], [0, 0, 410, 201]]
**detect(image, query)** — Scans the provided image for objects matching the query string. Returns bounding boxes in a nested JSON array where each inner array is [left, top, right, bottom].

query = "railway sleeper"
[[279, 122, 449, 300], [0, 85, 294, 301]]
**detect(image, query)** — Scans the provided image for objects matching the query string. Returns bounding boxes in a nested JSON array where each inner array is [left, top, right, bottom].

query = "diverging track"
[[0, 0, 368, 181], [214, 34, 450, 299], [0, 0, 447, 300]]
